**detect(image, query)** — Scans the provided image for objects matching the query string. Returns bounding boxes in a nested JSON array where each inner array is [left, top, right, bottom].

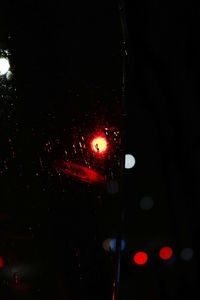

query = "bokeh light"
[[102, 238, 126, 252], [139, 196, 154, 210], [133, 251, 148, 265], [0, 57, 10, 75], [91, 136, 108, 155], [125, 154, 136, 169], [180, 248, 194, 261], [0, 256, 5, 268], [159, 246, 173, 261]]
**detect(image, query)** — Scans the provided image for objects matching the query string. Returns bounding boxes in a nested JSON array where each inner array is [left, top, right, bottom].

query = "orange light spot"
[[91, 136, 107, 154]]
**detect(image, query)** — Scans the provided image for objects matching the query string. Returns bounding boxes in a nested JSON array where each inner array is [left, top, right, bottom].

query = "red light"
[[53, 160, 105, 185], [159, 246, 173, 260], [0, 256, 5, 268], [90, 134, 108, 156], [133, 251, 148, 265]]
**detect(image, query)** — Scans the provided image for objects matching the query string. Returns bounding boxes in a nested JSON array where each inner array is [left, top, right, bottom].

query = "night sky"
[[1, 0, 200, 299]]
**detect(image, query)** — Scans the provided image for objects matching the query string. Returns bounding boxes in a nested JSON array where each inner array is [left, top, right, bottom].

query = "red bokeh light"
[[159, 246, 173, 260], [133, 251, 148, 265], [0, 256, 5, 268]]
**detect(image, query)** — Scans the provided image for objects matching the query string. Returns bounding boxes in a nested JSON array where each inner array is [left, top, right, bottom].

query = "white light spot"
[[125, 154, 136, 169], [6, 70, 13, 80], [0, 57, 10, 75], [139, 196, 154, 210], [180, 248, 194, 261]]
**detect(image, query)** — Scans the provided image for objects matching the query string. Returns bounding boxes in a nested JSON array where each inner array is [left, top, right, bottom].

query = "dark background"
[[0, 0, 200, 299]]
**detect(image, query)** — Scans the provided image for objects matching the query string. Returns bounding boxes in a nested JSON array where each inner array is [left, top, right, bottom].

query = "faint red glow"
[[53, 160, 105, 185], [159, 246, 173, 260], [133, 251, 148, 265], [0, 256, 5, 268], [0, 213, 12, 221], [90, 133, 108, 157], [10, 281, 30, 293]]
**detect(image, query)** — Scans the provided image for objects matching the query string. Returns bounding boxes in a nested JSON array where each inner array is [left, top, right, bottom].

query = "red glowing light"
[[133, 251, 148, 265], [159, 246, 173, 260], [90, 134, 108, 156], [0, 256, 5, 268], [53, 160, 105, 185]]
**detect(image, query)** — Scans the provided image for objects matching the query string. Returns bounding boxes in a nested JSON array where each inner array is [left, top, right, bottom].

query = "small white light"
[[125, 154, 136, 169], [180, 248, 194, 261], [0, 57, 10, 76], [6, 70, 13, 80], [139, 196, 154, 210]]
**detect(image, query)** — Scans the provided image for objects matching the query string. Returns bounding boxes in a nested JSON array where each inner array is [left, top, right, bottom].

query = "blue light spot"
[[109, 238, 126, 252]]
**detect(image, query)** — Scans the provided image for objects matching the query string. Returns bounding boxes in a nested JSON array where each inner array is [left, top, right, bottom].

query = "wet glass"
[[0, 1, 125, 299]]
